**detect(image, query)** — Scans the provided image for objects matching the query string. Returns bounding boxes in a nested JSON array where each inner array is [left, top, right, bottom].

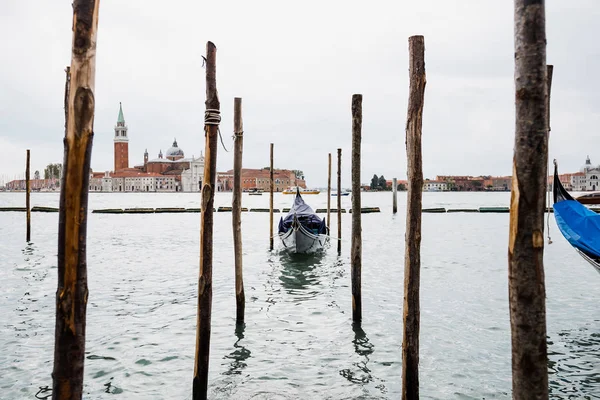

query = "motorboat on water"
[[282, 187, 320, 195]]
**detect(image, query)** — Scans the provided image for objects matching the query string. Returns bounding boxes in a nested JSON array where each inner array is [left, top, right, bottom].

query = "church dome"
[[166, 139, 184, 157]]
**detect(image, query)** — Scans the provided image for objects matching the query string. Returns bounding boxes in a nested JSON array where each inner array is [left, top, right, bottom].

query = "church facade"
[[89, 104, 205, 192]]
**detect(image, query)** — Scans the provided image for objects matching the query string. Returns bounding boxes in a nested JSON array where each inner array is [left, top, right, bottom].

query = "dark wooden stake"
[[393, 178, 398, 214], [337, 148, 342, 253], [402, 35, 426, 400], [26, 149, 31, 242], [327, 153, 332, 233], [52, 2, 98, 399], [509, 1, 549, 398], [232, 97, 245, 323], [270, 143, 274, 250], [193, 41, 220, 400], [547, 65, 553, 133], [351, 94, 362, 323]]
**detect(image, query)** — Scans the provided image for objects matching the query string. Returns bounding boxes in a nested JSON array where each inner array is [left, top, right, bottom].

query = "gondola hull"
[[279, 224, 328, 254], [553, 161, 600, 274]]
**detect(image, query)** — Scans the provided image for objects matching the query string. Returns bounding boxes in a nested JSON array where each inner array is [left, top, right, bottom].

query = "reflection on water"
[[223, 322, 252, 376], [548, 323, 600, 398], [1, 192, 599, 399], [277, 251, 323, 295], [34, 386, 51, 399], [340, 324, 376, 385]]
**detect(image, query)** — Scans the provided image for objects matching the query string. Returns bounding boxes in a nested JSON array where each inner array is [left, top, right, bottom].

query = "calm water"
[[0, 192, 598, 399]]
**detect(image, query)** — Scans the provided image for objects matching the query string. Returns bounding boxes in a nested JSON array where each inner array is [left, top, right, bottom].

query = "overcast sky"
[[1, 0, 599, 187]]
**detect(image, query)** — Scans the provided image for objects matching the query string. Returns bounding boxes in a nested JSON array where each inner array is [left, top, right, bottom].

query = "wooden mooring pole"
[[351, 94, 362, 323], [232, 97, 245, 323], [337, 148, 342, 253], [270, 143, 274, 250], [327, 153, 332, 233], [53, 1, 99, 399], [509, 1, 549, 398], [393, 177, 398, 214], [193, 41, 220, 400], [26, 149, 30, 242], [402, 35, 426, 400]]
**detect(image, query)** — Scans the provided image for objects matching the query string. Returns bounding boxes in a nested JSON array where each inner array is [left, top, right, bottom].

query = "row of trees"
[[369, 174, 406, 191]]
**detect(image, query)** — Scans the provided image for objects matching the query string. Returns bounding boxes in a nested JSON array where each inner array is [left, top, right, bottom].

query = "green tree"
[[398, 183, 406, 191], [370, 174, 378, 190], [34, 170, 40, 180], [292, 169, 304, 179], [378, 175, 387, 190], [44, 163, 62, 180]]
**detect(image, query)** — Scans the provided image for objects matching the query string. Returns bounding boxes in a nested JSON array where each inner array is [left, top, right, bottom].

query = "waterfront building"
[[423, 180, 448, 191], [88, 104, 205, 192]]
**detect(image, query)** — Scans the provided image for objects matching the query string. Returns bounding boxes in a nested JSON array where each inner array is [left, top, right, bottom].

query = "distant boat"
[[331, 190, 350, 196], [283, 187, 320, 195], [278, 188, 328, 253], [553, 161, 600, 274], [575, 192, 600, 205]]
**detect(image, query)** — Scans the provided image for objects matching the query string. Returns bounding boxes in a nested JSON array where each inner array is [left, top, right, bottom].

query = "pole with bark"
[[337, 148, 342, 253], [393, 178, 398, 214], [509, 1, 549, 398], [402, 35, 426, 400], [232, 97, 244, 323], [327, 153, 332, 233], [351, 94, 362, 323], [26, 149, 31, 242], [270, 143, 274, 250], [193, 41, 220, 400], [52, 2, 99, 399]]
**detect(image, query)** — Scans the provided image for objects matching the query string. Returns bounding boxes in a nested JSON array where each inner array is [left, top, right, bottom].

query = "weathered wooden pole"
[[509, 1, 549, 398], [193, 41, 220, 400], [327, 153, 332, 233], [351, 94, 362, 324], [232, 97, 245, 323], [393, 177, 398, 214], [337, 148, 342, 253], [402, 35, 426, 400], [269, 143, 274, 250], [52, 2, 99, 399], [26, 149, 31, 242], [547, 65, 553, 133]]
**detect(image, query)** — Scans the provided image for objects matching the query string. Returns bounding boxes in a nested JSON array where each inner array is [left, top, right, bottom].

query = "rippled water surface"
[[1, 192, 599, 399]]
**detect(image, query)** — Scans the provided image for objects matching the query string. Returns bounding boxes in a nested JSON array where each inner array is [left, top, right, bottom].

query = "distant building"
[[222, 168, 307, 192], [582, 156, 600, 191], [88, 104, 205, 192], [423, 180, 448, 191]]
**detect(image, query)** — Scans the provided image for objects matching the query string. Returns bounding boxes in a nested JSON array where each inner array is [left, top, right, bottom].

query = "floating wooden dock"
[[2, 206, 588, 214]]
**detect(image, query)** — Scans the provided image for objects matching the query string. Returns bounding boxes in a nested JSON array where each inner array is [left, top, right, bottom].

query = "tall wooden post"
[[402, 35, 426, 400], [509, 1, 549, 398], [547, 65, 553, 133], [393, 178, 398, 214], [351, 94, 362, 323], [337, 148, 342, 253], [26, 149, 31, 242], [232, 97, 245, 323], [193, 41, 220, 400], [53, 2, 99, 399], [269, 143, 274, 250], [327, 153, 332, 233]]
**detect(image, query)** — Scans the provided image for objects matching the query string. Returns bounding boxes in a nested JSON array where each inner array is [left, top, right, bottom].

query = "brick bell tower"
[[114, 102, 129, 171]]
